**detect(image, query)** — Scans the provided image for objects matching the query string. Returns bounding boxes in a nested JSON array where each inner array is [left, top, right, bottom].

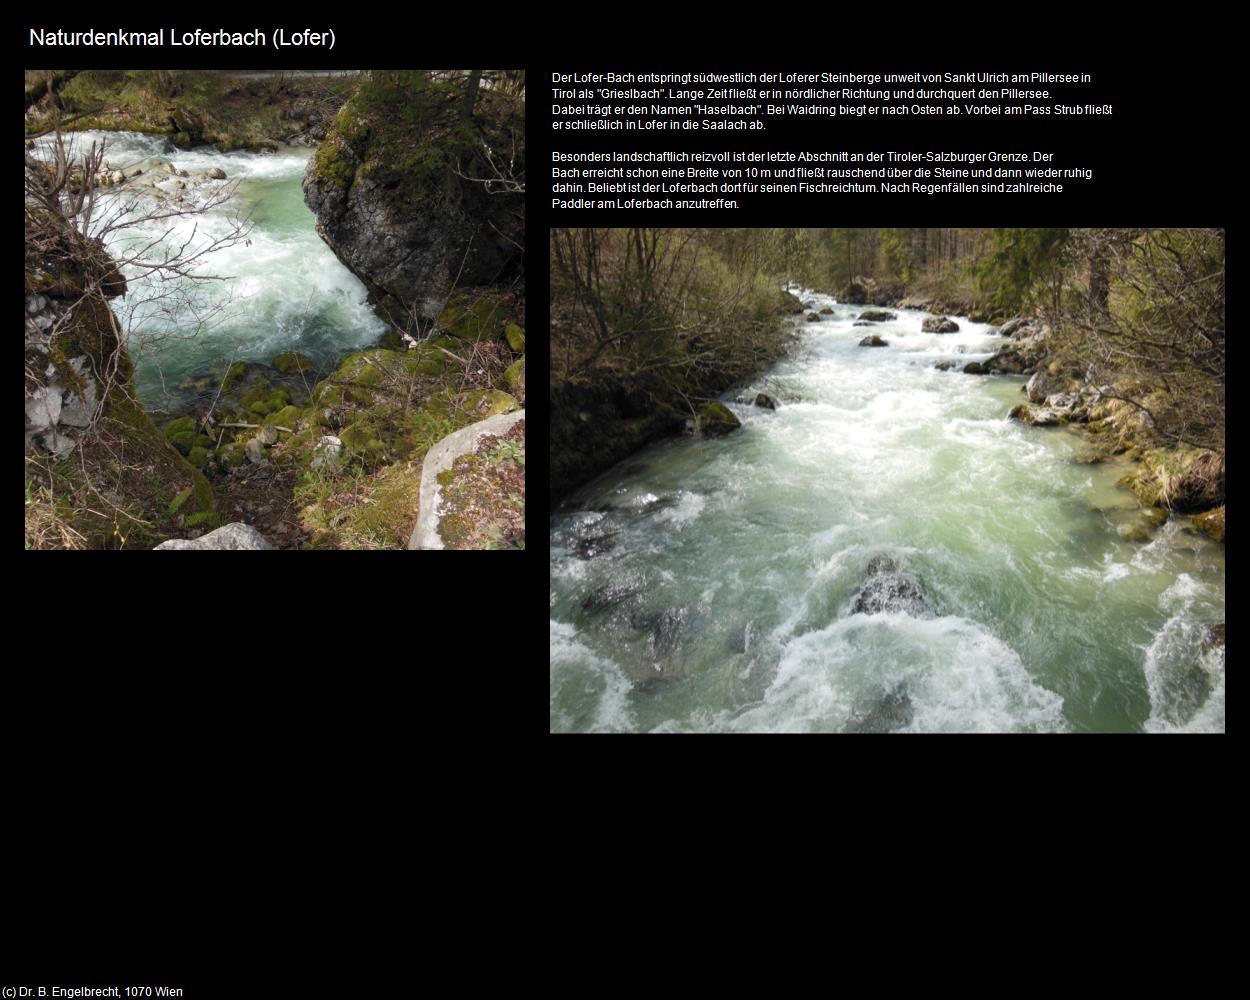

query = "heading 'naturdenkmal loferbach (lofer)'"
[[28, 27, 334, 47]]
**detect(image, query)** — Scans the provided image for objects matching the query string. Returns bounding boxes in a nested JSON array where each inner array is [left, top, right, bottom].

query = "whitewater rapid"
[[549, 292, 1225, 733], [31, 130, 385, 406]]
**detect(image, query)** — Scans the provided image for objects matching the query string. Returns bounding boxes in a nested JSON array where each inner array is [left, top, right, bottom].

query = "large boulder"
[[696, 401, 741, 436], [302, 75, 524, 329], [154, 523, 274, 550], [857, 309, 896, 323], [851, 556, 931, 616], [1026, 369, 1070, 403], [921, 316, 960, 333], [998, 316, 1033, 338]]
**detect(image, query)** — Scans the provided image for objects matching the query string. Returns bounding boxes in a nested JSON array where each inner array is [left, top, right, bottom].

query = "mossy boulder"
[[858, 310, 896, 323], [698, 401, 741, 436], [272, 351, 315, 374], [1192, 505, 1225, 544], [187, 446, 209, 470], [164, 416, 197, 455], [264, 404, 304, 429], [436, 289, 508, 342], [301, 76, 523, 326], [504, 323, 525, 352], [503, 356, 525, 394]]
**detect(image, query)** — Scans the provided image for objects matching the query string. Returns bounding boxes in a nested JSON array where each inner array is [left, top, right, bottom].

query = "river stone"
[[806, 313, 820, 322], [846, 683, 915, 733], [818, 306, 834, 314], [245, 437, 268, 465], [934, 361, 956, 371], [1027, 370, 1068, 403], [857, 310, 896, 322], [998, 316, 1033, 338], [258, 424, 280, 446], [851, 556, 931, 616], [154, 523, 274, 550], [697, 401, 741, 436], [754, 393, 778, 410], [922, 316, 960, 333], [859, 335, 888, 347], [206, 167, 227, 179], [311, 435, 343, 472]]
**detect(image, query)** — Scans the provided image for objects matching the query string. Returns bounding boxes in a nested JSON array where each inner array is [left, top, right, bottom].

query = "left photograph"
[[25, 69, 525, 549]]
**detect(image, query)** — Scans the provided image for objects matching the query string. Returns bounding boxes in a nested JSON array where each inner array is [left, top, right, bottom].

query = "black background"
[[16, 16, 1229, 983]]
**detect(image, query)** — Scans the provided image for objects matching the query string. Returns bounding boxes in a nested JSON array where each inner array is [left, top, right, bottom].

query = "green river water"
[[549, 293, 1225, 733]]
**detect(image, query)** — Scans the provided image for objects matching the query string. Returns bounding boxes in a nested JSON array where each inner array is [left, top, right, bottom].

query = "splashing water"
[[30, 130, 385, 407], [549, 293, 1225, 733]]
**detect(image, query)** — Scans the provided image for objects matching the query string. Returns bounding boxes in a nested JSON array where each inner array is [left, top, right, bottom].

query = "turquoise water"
[[32, 130, 385, 407], [549, 293, 1225, 733]]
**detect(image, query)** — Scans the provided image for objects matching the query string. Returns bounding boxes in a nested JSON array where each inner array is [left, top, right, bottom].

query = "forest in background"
[[550, 227, 1225, 505]]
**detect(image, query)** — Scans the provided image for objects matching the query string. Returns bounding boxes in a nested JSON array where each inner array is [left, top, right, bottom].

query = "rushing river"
[[34, 130, 385, 407], [549, 293, 1226, 733]]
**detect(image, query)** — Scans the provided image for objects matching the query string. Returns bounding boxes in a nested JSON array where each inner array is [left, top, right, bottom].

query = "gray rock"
[[754, 393, 778, 410], [26, 385, 62, 431], [851, 556, 932, 616], [858, 335, 888, 347], [934, 361, 956, 371], [311, 435, 342, 472], [962, 362, 988, 375], [58, 382, 98, 427], [258, 424, 280, 446], [998, 316, 1032, 337], [110, 170, 125, 185], [26, 295, 47, 315], [857, 310, 896, 323], [302, 115, 523, 324], [409, 409, 525, 550], [206, 167, 227, 180], [1026, 370, 1067, 403], [245, 437, 268, 465], [921, 316, 960, 333], [38, 428, 77, 457], [154, 523, 275, 550]]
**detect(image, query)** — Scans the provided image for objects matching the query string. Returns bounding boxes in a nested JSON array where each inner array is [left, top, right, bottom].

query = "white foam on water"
[[549, 620, 636, 733], [727, 612, 1065, 733]]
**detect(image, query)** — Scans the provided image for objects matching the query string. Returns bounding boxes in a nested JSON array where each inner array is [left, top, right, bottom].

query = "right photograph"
[[549, 228, 1225, 733]]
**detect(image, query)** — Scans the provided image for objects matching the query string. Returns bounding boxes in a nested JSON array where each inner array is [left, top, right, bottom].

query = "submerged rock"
[[921, 316, 960, 333], [846, 683, 915, 733], [581, 578, 644, 615], [962, 362, 988, 375], [934, 360, 956, 371], [857, 309, 896, 323], [858, 335, 888, 347], [851, 556, 932, 616], [754, 392, 778, 410]]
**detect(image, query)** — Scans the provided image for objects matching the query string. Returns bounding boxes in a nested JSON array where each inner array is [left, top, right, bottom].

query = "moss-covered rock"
[[698, 401, 741, 436], [264, 404, 304, 429], [504, 323, 525, 352], [436, 289, 508, 342], [503, 356, 525, 395], [271, 351, 315, 374], [301, 74, 523, 328], [187, 446, 209, 470], [1192, 505, 1225, 544]]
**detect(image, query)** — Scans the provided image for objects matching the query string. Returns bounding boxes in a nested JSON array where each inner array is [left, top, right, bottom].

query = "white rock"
[[311, 435, 342, 472], [26, 386, 61, 431], [26, 295, 47, 314], [154, 523, 275, 550]]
